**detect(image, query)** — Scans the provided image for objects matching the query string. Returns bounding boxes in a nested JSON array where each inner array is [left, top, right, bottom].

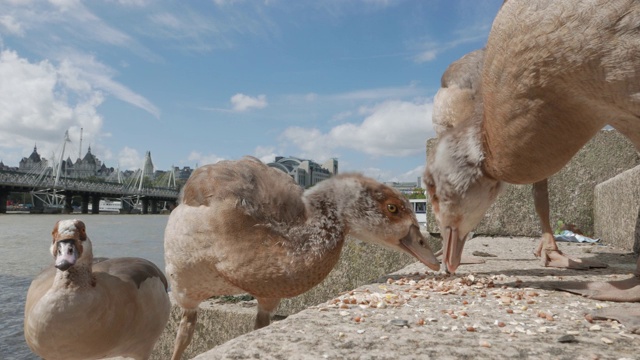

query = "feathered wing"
[[180, 156, 306, 225], [93, 257, 168, 290], [433, 49, 484, 136]]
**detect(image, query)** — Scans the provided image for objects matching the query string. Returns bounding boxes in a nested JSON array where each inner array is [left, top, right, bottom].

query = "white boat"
[[409, 198, 428, 229], [88, 199, 122, 213]]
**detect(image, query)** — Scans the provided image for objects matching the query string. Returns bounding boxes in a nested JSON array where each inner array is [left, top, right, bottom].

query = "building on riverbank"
[[267, 156, 338, 188]]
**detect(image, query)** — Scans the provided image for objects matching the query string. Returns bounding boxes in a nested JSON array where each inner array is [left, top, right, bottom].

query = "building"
[[384, 177, 424, 196], [142, 151, 155, 178], [19, 145, 48, 173], [267, 156, 338, 188]]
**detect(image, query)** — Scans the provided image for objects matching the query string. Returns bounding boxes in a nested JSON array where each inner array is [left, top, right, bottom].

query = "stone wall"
[[594, 165, 640, 253], [426, 129, 640, 238]]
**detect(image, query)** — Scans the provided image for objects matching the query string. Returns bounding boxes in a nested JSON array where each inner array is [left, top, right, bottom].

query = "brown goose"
[[433, 47, 605, 270], [164, 156, 440, 359], [424, 0, 640, 327], [24, 219, 171, 360]]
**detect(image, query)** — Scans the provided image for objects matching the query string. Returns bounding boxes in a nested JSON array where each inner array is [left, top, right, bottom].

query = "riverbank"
[[167, 237, 639, 360]]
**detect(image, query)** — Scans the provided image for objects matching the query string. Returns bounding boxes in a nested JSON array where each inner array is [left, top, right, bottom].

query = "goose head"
[[325, 174, 440, 271], [50, 219, 92, 271], [424, 129, 503, 274]]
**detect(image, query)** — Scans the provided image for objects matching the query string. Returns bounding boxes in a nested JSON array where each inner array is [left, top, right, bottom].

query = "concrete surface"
[[192, 237, 640, 360], [151, 234, 442, 360], [594, 165, 640, 253], [426, 129, 640, 238]]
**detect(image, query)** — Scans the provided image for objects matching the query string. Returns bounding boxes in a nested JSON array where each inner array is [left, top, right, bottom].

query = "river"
[[0, 214, 168, 360]]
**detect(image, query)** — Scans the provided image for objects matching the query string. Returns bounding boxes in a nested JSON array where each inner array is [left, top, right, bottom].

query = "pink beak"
[[442, 227, 466, 274]]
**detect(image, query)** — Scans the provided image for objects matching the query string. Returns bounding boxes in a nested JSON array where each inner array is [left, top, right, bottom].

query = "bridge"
[[0, 170, 179, 214]]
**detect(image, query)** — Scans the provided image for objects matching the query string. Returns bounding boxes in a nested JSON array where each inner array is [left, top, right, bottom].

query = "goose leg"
[[555, 255, 640, 333], [532, 179, 606, 269], [553, 181, 640, 331], [255, 297, 281, 329], [171, 308, 198, 360]]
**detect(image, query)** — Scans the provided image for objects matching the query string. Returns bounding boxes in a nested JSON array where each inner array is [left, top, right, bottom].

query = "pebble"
[[558, 335, 578, 343], [390, 319, 409, 327], [601, 337, 613, 345], [589, 325, 602, 332]]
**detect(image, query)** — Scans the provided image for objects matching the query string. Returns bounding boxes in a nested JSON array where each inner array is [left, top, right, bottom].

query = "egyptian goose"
[[24, 219, 171, 360], [424, 0, 640, 324], [164, 156, 440, 359], [432, 48, 605, 270]]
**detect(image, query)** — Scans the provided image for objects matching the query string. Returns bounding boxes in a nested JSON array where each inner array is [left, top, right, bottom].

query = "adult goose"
[[164, 156, 440, 359], [432, 47, 605, 270], [24, 219, 171, 360], [424, 0, 640, 323]]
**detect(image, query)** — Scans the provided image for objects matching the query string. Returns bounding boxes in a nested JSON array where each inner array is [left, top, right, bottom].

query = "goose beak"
[[55, 240, 78, 271], [442, 227, 466, 274], [399, 225, 440, 271]]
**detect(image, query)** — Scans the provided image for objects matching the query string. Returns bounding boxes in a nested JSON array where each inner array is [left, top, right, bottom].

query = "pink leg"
[[555, 243, 640, 332], [255, 297, 281, 329], [532, 180, 606, 269], [171, 308, 198, 360]]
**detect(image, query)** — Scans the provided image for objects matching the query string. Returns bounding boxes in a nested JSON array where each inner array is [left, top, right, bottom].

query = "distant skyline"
[[0, 0, 502, 182]]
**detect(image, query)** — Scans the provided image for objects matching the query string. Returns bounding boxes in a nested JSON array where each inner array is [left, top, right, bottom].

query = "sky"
[[0, 0, 503, 183]]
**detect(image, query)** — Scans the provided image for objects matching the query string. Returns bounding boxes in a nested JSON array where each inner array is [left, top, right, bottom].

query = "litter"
[[554, 230, 600, 243]]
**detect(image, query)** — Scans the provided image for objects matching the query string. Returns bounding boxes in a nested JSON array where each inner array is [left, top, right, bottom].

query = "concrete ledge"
[[594, 165, 640, 253], [151, 234, 442, 359], [191, 237, 639, 360], [426, 129, 640, 237]]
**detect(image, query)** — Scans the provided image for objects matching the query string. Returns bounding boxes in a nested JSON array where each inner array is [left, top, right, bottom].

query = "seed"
[[479, 340, 491, 348], [466, 326, 475, 332]]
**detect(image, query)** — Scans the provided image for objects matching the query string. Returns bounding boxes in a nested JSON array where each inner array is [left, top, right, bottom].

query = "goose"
[[24, 219, 171, 360], [424, 0, 640, 322], [164, 156, 440, 359], [432, 47, 605, 270]]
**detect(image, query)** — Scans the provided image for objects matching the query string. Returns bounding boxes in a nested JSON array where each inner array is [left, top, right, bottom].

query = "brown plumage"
[[432, 47, 606, 270], [424, 0, 640, 326], [164, 156, 439, 359], [24, 219, 170, 360]]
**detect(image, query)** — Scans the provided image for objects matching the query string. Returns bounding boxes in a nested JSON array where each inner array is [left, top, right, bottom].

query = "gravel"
[[193, 237, 640, 360]]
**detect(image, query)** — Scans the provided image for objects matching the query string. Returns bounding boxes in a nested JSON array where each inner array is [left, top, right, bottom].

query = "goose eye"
[[387, 204, 398, 213]]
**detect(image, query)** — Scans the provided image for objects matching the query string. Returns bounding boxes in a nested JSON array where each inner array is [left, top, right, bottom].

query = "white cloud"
[[117, 146, 143, 170], [0, 49, 105, 164], [254, 145, 279, 164], [56, 52, 160, 118], [388, 164, 425, 183], [230, 93, 268, 112], [281, 99, 434, 161], [187, 151, 226, 167], [414, 49, 438, 63], [331, 110, 353, 122], [0, 15, 23, 35]]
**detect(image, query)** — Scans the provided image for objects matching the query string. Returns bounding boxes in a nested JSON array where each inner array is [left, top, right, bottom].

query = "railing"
[[0, 171, 179, 199]]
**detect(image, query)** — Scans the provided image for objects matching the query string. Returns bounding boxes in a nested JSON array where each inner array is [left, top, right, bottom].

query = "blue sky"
[[0, 0, 502, 183]]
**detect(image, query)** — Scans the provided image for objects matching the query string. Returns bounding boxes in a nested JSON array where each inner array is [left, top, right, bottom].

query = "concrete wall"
[[594, 165, 640, 253], [151, 234, 441, 359], [426, 129, 640, 238]]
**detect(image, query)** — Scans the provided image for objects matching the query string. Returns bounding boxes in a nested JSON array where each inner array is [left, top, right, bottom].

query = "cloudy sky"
[[0, 0, 502, 183]]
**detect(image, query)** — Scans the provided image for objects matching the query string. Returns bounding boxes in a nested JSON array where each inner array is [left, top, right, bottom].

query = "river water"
[[0, 214, 168, 360]]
